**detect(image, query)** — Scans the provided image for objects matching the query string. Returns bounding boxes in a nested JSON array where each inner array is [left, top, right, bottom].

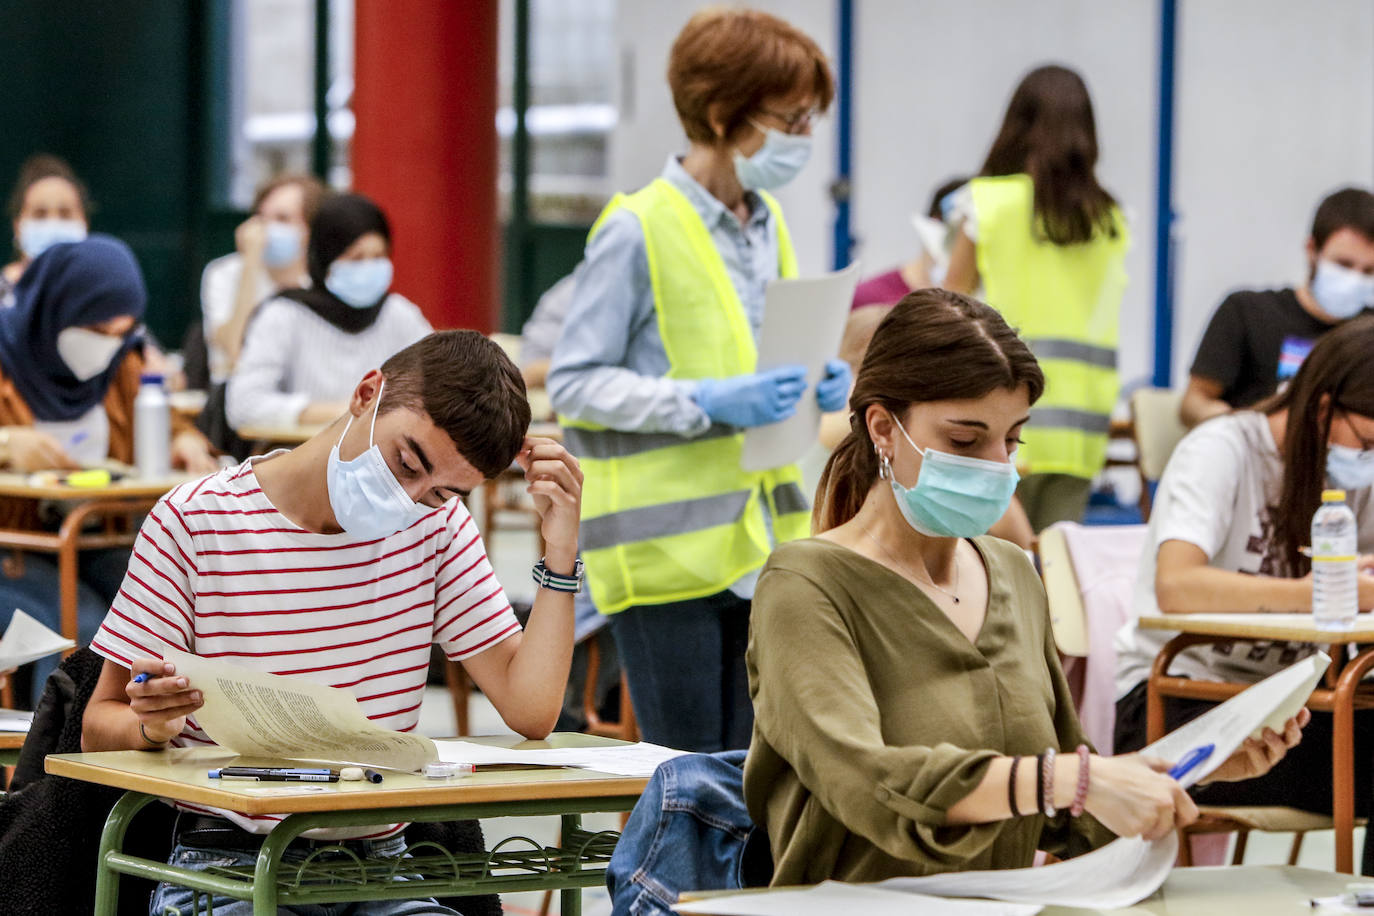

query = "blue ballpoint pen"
[[1167, 743, 1215, 781]]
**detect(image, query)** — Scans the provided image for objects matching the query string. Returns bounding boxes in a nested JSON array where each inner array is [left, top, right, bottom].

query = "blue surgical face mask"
[[887, 415, 1020, 538], [326, 380, 432, 539], [1327, 442, 1374, 491], [733, 123, 812, 191], [19, 218, 87, 259], [1311, 260, 1374, 321], [262, 221, 303, 269], [326, 257, 393, 308]]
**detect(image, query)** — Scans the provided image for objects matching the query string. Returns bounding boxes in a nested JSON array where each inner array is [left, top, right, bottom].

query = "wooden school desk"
[[0, 729, 24, 767], [47, 733, 647, 915], [0, 472, 192, 649], [678, 864, 1355, 914], [1141, 612, 1374, 873]]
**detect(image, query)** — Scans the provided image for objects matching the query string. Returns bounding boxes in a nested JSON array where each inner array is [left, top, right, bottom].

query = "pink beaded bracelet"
[[1041, 747, 1057, 817], [1070, 744, 1090, 817]]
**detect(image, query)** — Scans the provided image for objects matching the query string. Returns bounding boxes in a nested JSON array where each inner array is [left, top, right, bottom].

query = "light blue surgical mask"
[[19, 218, 87, 259], [326, 380, 432, 539], [1327, 442, 1374, 491], [886, 416, 1020, 538], [262, 221, 303, 269], [733, 123, 812, 191], [326, 257, 393, 309], [1311, 260, 1374, 321]]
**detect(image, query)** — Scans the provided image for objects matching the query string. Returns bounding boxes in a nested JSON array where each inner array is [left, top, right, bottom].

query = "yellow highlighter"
[[63, 469, 113, 488]]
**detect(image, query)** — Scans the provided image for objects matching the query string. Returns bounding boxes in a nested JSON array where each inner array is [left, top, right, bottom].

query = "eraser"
[[340, 767, 364, 781]]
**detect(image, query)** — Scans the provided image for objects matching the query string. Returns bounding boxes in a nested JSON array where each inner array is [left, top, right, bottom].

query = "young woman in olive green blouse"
[[743, 289, 1309, 886]]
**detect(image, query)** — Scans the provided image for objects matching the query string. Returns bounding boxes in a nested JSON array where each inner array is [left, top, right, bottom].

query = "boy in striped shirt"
[[81, 331, 584, 916]]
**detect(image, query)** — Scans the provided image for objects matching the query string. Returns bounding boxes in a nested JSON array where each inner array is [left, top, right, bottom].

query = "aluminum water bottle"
[[133, 373, 170, 479], [1312, 488, 1358, 631]]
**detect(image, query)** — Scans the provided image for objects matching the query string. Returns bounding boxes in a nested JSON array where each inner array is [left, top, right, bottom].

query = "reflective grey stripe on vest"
[[581, 489, 753, 551], [1027, 338, 1117, 370], [770, 481, 809, 516], [562, 423, 736, 461], [1029, 407, 1112, 434]]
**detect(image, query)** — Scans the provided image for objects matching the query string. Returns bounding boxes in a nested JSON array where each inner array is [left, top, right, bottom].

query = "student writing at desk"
[[0, 236, 216, 705], [742, 292, 1303, 887], [1115, 314, 1374, 874], [80, 331, 584, 916]]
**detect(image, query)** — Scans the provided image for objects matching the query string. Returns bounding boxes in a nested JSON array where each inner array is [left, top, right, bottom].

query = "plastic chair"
[[1129, 388, 1188, 520]]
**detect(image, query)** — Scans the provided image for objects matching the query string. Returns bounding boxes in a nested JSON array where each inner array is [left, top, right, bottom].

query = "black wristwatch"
[[531, 557, 584, 593]]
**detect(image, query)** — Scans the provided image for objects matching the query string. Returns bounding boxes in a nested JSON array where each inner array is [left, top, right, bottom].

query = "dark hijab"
[[277, 191, 392, 334], [0, 234, 145, 420]]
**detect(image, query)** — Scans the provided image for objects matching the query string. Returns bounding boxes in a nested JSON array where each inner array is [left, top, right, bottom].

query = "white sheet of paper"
[[0, 608, 75, 670], [165, 649, 437, 772], [0, 708, 33, 732], [674, 881, 1041, 916], [1143, 652, 1328, 787], [741, 262, 861, 472], [883, 833, 1177, 910], [434, 738, 687, 777]]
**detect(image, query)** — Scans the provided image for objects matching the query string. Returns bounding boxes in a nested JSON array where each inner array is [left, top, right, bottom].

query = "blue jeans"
[[611, 591, 753, 753], [0, 546, 129, 705], [150, 836, 463, 915], [606, 750, 770, 916]]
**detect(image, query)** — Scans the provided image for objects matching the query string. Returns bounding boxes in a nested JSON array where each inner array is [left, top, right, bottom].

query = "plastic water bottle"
[[134, 373, 170, 479], [1312, 488, 1358, 631]]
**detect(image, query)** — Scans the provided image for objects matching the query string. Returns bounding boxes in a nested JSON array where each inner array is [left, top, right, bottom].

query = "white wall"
[[610, 0, 1374, 390]]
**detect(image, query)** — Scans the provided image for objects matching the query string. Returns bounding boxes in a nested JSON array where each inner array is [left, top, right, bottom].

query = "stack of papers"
[[676, 882, 1040, 915], [433, 739, 686, 777], [0, 709, 33, 732]]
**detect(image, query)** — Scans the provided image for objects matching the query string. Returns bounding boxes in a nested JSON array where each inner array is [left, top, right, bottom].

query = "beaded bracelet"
[[1070, 745, 1090, 817], [1041, 747, 1057, 817], [1008, 756, 1022, 817]]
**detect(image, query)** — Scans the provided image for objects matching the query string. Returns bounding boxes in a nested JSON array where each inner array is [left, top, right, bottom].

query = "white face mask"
[[56, 326, 124, 381], [325, 380, 432, 539], [1311, 260, 1374, 321], [18, 218, 87, 260]]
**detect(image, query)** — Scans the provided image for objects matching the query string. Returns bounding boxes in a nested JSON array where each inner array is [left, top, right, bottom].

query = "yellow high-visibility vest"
[[562, 178, 811, 615], [971, 174, 1129, 479]]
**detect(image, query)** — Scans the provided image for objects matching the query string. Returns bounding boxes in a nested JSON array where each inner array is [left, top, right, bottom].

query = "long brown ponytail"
[[1264, 314, 1374, 576], [813, 289, 1045, 532]]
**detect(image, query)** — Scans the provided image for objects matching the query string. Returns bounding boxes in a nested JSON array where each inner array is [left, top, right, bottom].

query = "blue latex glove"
[[692, 365, 808, 428], [816, 359, 852, 412]]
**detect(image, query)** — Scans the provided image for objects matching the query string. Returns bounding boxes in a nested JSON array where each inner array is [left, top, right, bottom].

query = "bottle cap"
[[139, 373, 165, 385], [1323, 489, 1347, 502], [424, 761, 475, 779]]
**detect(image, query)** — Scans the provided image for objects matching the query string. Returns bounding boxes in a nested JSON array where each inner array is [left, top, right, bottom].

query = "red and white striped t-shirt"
[[91, 452, 521, 835]]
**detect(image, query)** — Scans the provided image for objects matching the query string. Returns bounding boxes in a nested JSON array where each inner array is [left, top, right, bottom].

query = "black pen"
[[207, 766, 338, 782]]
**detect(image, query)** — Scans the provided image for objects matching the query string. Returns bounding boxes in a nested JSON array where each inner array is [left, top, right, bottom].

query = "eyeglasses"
[[755, 106, 821, 135]]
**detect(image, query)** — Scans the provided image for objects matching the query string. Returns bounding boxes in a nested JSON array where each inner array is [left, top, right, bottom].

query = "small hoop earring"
[[878, 452, 892, 480]]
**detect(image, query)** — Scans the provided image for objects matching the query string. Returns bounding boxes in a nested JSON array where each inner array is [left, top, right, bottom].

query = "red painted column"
[[351, 0, 498, 332]]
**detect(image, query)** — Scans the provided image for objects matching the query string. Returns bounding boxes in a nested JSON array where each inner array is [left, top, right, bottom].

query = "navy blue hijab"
[[0, 234, 146, 420]]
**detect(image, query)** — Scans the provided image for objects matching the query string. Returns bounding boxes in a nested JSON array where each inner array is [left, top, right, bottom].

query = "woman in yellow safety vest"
[[945, 64, 1130, 533], [547, 8, 846, 753]]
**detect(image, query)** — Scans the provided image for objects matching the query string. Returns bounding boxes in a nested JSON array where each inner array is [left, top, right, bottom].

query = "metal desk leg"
[[1332, 647, 1374, 873], [561, 812, 583, 916], [253, 814, 315, 915], [94, 791, 159, 916]]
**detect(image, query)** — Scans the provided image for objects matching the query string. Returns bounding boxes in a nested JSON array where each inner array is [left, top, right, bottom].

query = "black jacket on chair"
[[0, 648, 502, 916]]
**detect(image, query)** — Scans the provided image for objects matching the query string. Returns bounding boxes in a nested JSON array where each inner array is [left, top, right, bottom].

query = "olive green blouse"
[[743, 535, 1115, 886]]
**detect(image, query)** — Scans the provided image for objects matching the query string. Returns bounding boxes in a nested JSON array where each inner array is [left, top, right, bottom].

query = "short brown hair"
[[253, 173, 328, 224], [7, 153, 92, 222], [380, 331, 531, 480], [1311, 187, 1374, 251], [668, 8, 834, 144]]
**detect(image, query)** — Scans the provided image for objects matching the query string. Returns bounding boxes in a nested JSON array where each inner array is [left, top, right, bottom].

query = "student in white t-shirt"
[[1114, 314, 1374, 873], [80, 330, 584, 915]]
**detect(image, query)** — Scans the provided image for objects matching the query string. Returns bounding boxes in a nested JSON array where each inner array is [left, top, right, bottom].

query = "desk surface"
[[0, 472, 193, 502], [1139, 612, 1374, 644], [46, 733, 648, 816], [0, 730, 23, 750]]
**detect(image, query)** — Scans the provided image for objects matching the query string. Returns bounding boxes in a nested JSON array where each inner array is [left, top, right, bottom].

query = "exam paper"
[[165, 649, 438, 772], [740, 262, 861, 472], [1143, 652, 1329, 787], [0, 608, 75, 670], [434, 739, 687, 777], [674, 881, 1041, 915], [0, 709, 33, 732], [884, 833, 1178, 910]]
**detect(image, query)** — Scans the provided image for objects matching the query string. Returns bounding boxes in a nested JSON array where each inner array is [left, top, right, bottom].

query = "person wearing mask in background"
[[549, 8, 849, 754], [3, 154, 91, 308], [1180, 187, 1374, 428], [200, 173, 327, 384], [1114, 315, 1374, 873], [944, 65, 1130, 533], [0, 236, 217, 704], [226, 191, 432, 433], [849, 175, 968, 312]]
